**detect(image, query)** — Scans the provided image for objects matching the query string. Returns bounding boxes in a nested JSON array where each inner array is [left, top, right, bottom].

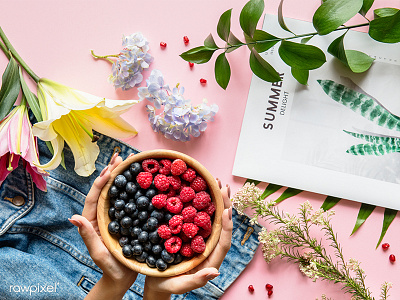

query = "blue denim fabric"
[[0, 133, 261, 299]]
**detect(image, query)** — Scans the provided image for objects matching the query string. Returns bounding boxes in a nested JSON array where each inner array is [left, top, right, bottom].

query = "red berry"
[[142, 159, 160, 173], [182, 206, 197, 223], [180, 187, 196, 202], [193, 191, 211, 210], [265, 283, 273, 291], [389, 254, 396, 263], [164, 236, 182, 253], [152, 194, 168, 209], [165, 188, 177, 198], [191, 235, 206, 253], [158, 224, 172, 239], [183, 36, 189, 44], [159, 159, 172, 175], [160, 42, 167, 48], [204, 202, 216, 216], [169, 215, 183, 234], [268, 290, 273, 296], [171, 159, 187, 176], [198, 227, 212, 238], [168, 175, 182, 190], [180, 243, 194, 257], [154, 174, 170, 191], [194, 211, 211, 230], [181, 168, 196, 182], [200, 78, 207, 84], [166, 197, 183, 214], [189, 62, 194, 68], [182, 223, 199, 239], [190, 176, 207, 192], [248, 285, 254, 292], [136, 172, 153, 189], [382, 243, 390, 250]]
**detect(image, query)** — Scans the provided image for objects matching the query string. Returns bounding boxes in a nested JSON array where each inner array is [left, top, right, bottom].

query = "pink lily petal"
[[25, 162, 47, 192], [0, 153, 20, 182]]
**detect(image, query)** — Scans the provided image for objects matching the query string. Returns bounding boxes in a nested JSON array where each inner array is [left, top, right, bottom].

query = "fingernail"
[[205, 273, 220, 281], [100, 165, 109, 177], [216, 178, 222, 189], [110, 152, 119, 165], [128, 153, 135, 158], [228, 207, 232, 220], [226, 184, 231, 198], [68, 218, 82, 228]]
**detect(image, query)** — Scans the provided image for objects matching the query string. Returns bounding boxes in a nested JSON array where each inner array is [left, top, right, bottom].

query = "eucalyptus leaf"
[[249, 48, 282, 82], [180, 46, 216, 64], [239, 0, 265, 37], [321, 196, 341, 211], [275, 187, 303, 204], [359, 0, 374, 16], [313, 0, 363, 35], [278, 41, 326, 70], [350, 203, 375, 235], [0, 56, 20, 121], [253, 30, 278, 53], [217, 9, 232, 42], [376, 208, 397, 248], [260, 183, 282, 200], [278, 0, 294, 34], [19, 67, 42, 122], [374, 7, 399, 19], [204, 34, 218, 49], [291, 68, 309, 85], [369, 10, 400, 43], [215, 53, 231, 90]]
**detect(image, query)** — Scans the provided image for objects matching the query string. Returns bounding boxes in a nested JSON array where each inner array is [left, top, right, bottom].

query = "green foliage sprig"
[[180, 0, 400, 89]]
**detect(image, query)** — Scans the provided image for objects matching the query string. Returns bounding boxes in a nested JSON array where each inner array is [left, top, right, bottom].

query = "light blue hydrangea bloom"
[[109, 32, 153, 90], [141, 70, 218, 142]]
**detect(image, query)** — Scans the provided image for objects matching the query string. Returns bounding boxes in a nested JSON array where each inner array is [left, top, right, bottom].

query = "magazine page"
[[233, 14, 400, 210]]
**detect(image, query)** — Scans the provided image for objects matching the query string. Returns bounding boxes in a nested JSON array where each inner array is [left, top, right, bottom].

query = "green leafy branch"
[[180, 0, 400, 89]]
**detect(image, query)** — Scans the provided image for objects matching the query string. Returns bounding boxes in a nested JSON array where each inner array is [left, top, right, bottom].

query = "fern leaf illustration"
[[343, 130, 400, 147], [346, 143, 400, 156]]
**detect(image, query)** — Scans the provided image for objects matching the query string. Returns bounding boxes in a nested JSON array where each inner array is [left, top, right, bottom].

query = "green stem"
[[0, 40, 10, 60], [0, 26, 40, 82], [90, 49, 118, 64]]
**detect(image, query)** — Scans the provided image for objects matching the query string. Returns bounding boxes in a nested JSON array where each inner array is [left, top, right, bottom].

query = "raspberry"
[[179, 187, 196, 203], [166, 197, 183, 214], [154, 174, 170, 191], [151, 194, 168, 209], [179, 231, 191, 243], [198, 227, 212, 238], [192, 191, 211, 210], [194, 211, 211, 230], [182, 223, 199, 239], [142, 159, 160, 173], [171, 159, 187, 176], [164, 236, 182, 254], [181, 206, 197, 223], [159, 159, 172, 175], [181, 168, 196, 182], [165, 188, 177, 198], [191, 235, 206, 253], [136, 172, 153, 189], [190, 176, 207, 192], [204, 202, 216, 216], [169, 215, 183, 234], [168, 175, 181, 190], [180, 243, 194, 257], [157, 225, 172, 239]]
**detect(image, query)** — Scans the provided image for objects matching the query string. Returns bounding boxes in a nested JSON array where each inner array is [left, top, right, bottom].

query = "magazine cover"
[[233, 14, 400, 210]]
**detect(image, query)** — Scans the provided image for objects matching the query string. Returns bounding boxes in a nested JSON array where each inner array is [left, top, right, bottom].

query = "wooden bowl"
[[98, 149, 223, 277]]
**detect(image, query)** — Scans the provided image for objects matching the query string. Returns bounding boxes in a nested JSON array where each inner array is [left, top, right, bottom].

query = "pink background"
[[1, 0, 399, 298]]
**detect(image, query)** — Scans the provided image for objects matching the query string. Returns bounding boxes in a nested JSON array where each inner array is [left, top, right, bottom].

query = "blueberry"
[[124, 202, 136, 215], [114, 210, 126, 220], [108, 207, 116, 219], [119, 236, 130, 247], [134, 190, 145, 200], [114, 175, 127, 189], [145, 188, 157, 199], [173, 253, 183, 264], [131, 239, 140, 247], [138, 231, 149, 243], [138, 211, 148, 222], [109, 198, 116, 206], [147, 217, 158, 231], [120, 216, 133, 228], [122, 245, 133, 258], [149, 230, 161, 245], [130, 226, 142, 239], [119, 191, 129, 201], [132, 244, 143, 256], [136, 196, 150, 210], [126, 182, 138, 195], [130, 162, 142, 176], [161, 250, 175, 264], [152, 244, 163, 256], [141, 222, 149, 232], [108, 220, 120, 235], [143, 241, 153, 252], [120, 227, 130, 236], [132, 218, 140, 227], [123, 169, 133, 181], [130, 209, 139, 220], [108, 185, 119, 198], [164, 213, 173, 223], [147, 203, 155, 213], [151, 210, 164, 222], [114, 199, 125, 210], [146, 255, 157, 268], [136, 251, 149, 263], [156, 258, 168, 271]]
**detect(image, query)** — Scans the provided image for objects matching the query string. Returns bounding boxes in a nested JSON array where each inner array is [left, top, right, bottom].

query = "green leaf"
[[0, 56, 20, 121], [244, 32, 256, 50], [239, 0, 265, 37], [275, 187, 303, 204], [249, 48, 282, 82], [350, 203, 376, 235], [291, 68, 309, 85], [260, 183, 282, 200], [19, 68, 42, 122], [278, 0, 294, 34], [328, 32, 347, 62], [376, 208, 398, 248], [320, 196, 341, 211], [217, 9, 232, 42], [301, 36, 313, 44], [214, 53, 231, 90], [180, 46, 217, 64], [369, 9, 400, 43], [204, 34, 218, 49], [360, 0, 374, 16], [374, 8, 399, 18], [313, 0, 363, 35], [278, 41, 326, 70], [226, 32, 242, 53], [244, 178, 261, 186], [253, 30, 278, 53]]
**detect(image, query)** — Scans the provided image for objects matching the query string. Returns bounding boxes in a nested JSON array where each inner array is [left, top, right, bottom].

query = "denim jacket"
[[0, 133, 261, 299]]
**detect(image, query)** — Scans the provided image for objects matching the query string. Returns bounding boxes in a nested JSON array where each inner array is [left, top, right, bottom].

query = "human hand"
[[69, 152, 138, 300], [143, 179, 232, 300]]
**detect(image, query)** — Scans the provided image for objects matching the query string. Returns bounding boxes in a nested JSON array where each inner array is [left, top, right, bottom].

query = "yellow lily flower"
[[32, 78, 139, 176]]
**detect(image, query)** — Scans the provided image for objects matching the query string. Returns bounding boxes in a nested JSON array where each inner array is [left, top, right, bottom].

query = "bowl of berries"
[[98, 149, 223, 277]]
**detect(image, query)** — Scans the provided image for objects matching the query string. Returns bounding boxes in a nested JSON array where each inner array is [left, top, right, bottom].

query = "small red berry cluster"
[[248, 283, 274, 297], [382, 243, 396, 263]]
